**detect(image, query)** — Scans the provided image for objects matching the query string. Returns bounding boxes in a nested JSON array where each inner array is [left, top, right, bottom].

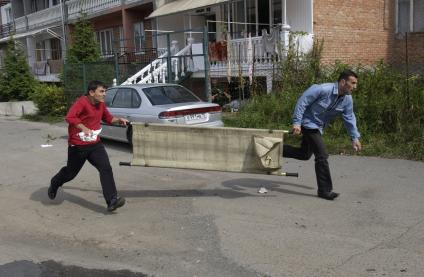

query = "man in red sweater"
[[48, 80, 129, 212]]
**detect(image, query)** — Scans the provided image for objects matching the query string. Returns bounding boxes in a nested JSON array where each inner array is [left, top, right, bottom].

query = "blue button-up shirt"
[[292, 82, 360, 141]]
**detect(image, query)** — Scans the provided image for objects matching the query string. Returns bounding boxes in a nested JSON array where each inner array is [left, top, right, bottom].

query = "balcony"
[[0, 22, 13, 39], [66, 0, 121, 21], [13, 5, 62, 33], [11, 0, 148, 34], [66, 0, 150, 21], [31, 59, 63, 82], [27, 5, 62, 30]]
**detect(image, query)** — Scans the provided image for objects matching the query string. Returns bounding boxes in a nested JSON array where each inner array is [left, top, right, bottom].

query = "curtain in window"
[[413, 0, 424, 31], [398, 0, 410, 33]]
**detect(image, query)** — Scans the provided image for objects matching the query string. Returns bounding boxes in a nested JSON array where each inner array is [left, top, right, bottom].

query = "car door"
[[102, 87, 141, 142]]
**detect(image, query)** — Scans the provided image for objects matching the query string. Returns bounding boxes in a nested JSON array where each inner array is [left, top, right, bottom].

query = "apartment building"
[[0, 0, 155, 82], [0, 0, 422, 86], [0, 0, 12, 68]]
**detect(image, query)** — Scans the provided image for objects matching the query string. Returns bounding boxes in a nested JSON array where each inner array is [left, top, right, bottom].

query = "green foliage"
[[63, 13, 115, 104], [66, 13, 100, 63], [29, 84, 67, 116], [63, 62, 116, 105], [225, 37, 424, 161], [0, 38, 38, 101]]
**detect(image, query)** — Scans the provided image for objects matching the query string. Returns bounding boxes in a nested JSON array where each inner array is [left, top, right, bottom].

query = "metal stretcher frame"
[[120, 123, 298, 177]]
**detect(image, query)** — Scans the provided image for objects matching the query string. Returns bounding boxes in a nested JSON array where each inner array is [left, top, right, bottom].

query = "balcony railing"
[[0, 22, 13, 39], [11, 0, 148, 34], [31, 59, 63, 75], [26, 5, 62, 29], [13, 5, 62, 33], [67, 0, 121, 20], [14, 17, 26, 33]]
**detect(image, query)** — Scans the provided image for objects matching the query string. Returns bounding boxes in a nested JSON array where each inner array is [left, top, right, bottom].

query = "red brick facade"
[[392, 32, 424, 68], [313, 0, 423, 68], [69, 3, 154, 54], [313, 0, 394, 65]]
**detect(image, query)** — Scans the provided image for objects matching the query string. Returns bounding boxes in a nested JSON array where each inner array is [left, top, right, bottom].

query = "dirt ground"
[[0, 115, 423, 277]]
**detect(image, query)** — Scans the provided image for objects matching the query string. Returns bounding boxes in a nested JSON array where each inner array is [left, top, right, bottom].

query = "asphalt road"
[[0, 115, 423, 277]]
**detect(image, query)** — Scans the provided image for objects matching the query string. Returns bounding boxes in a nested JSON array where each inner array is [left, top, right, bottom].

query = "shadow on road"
[[222, 178, 315, 197], [30, 187, 109, 214], [0, 260, 149, 277], [30, 178, 315, 213], [101, 138, 132, 153]]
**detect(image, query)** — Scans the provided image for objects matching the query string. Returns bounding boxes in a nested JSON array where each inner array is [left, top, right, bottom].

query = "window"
[[413, 0, 424, 31], [273, 0, 282, 26], [143, 86, 199, 105], [245, 0, 257, 35], [96, 29, 113, 56], [134, 22, 145, 52], [119, 26, 125, 54], [31, 0, 49, 12], [105, 88, 118, 107], [397, 0, 424, 33], [110, 88, 141, 108], [35, 41, 46, 61], [50, 38, 62, 60]]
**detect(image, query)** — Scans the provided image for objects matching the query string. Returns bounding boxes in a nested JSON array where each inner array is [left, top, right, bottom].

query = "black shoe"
[[317, 191, 340, 200], [107, 197, 126, 212], [48, 184, 59, 200]]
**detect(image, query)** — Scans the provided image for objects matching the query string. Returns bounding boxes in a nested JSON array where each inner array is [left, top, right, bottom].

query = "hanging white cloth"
[[226, 32, 232, 83], [262, 27, 279, 55], [247, 33, 254, 85]]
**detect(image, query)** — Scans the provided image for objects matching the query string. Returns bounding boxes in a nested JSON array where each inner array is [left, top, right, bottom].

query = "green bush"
[[0, 38, 38, 101], [225, 38, 424, 161], [30, 84, 67, 116]]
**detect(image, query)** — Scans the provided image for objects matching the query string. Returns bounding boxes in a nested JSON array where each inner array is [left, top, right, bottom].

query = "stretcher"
[[120, 123, 298, 177]]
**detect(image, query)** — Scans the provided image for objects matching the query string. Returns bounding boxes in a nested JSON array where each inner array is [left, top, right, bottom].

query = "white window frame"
[[396, 0, 424, 33], [119, 26, 125, 55], [35, 40, 46, 62], [50, 38, 62, 60], [134, 21, 145, 53], [96, 28, 114, 57]]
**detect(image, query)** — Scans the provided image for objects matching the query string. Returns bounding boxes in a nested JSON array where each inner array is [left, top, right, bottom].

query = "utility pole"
[[60, 0, 67, 57]]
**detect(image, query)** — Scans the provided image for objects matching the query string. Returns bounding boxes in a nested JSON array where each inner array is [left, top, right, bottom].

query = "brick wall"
[[313, 0, 395, 65], [392, 32, 424, 70]]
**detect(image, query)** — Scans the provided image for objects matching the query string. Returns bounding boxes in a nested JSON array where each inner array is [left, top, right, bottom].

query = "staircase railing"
[[121, 51, 168, 85], [121, 39, 193, 85]]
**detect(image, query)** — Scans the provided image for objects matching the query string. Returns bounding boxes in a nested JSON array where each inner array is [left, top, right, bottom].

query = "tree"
[[66, 13, 101, 63], [64, 13, 108, 103], [0, 37, 38, 102]]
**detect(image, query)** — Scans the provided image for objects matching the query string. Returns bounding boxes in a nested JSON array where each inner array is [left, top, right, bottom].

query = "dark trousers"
[[51, 142, 117, 204], [283, 128, 333, 192]]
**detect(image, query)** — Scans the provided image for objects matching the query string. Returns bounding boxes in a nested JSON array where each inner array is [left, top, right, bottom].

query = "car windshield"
[[143, 86, 200, 105]]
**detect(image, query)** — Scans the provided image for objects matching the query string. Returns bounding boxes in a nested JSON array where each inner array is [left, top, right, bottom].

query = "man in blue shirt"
[[284, 69, 362, 200]]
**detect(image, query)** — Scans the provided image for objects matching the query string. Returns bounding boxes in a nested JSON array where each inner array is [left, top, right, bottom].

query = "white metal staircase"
[[121, 39, 194, 85]]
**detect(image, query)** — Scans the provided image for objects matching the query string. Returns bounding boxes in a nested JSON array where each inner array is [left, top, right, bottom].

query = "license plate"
[[184, 113, 209, 124]]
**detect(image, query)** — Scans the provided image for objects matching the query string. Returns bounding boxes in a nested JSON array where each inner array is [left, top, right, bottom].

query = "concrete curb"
[[0, 101, 38, 116]]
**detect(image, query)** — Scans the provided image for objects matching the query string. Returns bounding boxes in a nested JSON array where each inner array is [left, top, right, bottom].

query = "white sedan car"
[[100, 83, 224, 143]]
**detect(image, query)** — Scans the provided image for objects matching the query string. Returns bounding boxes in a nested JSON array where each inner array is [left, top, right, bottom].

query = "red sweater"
[[65, 96, 114, 146]]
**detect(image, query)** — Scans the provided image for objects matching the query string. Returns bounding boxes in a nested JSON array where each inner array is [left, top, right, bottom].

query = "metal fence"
[[63, 28, 210, 104]]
